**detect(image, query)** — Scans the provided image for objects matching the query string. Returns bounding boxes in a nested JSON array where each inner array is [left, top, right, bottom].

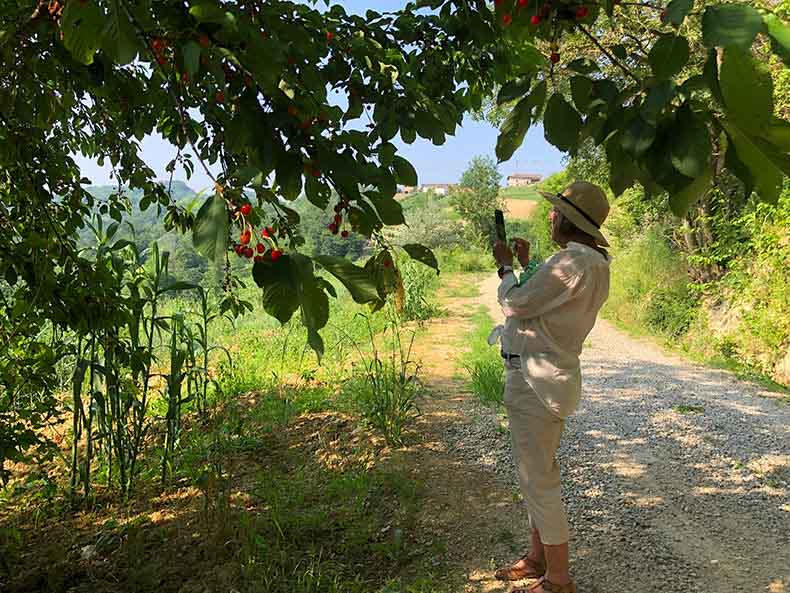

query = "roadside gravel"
[[445, 274, 789, 593]]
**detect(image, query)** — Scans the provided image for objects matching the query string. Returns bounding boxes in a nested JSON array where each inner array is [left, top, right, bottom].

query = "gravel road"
[[446, 274, 789, 593]]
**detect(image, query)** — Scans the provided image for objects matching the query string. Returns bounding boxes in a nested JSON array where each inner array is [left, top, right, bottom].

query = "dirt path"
[[407, 273, 789, 593]]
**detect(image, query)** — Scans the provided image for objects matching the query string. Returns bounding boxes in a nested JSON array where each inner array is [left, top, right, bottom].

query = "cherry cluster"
[[328, 198, 353, 238], [496, 0, 593, 63], [230, 203, 283, 263]]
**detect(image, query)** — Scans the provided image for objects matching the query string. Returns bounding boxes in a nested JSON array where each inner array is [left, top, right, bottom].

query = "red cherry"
[[156, 55, 168, 66], [215, 91, 225, 104], [300, 119, 312, 130], [341, 230, 349, 238], [328, 222, 338, 234], [261, 228, 270, 238], [198, 35, 210, 48], [311, 167, 321, 178], [181, 72, 189, 83], [271, 249, 283, 262], [575, 5, 589, 19], [530, 15, 541, 25], [243, 247, 253, 258], [267, 226, 274, 236], [234, 244, 244, 256], [151, 38, 165, 52], [326, 31, 334, 42], [518, 0, 529, 6], [240, 203, 252, 216], [254, 255, 264, 263], [256, 242, 265, 254], [495, 0, 502, 5], [240, 230, 251, 245], [550, 51, 560, 64], [383, 260, 391, 268], [503, 13, 512, 26]]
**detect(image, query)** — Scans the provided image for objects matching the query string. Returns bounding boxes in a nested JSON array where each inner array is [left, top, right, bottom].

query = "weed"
[[674, 404, 705, 414]]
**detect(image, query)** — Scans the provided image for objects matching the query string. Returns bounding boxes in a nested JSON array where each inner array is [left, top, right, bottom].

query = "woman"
[[491, 181, 611, 593]]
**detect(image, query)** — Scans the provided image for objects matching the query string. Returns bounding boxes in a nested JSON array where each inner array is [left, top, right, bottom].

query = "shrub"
[[435, 245, 494, 272], [397, 257, 442, 322], [343, 318, 422, 446]]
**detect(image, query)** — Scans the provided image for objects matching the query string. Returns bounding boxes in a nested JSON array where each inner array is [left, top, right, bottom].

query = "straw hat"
[[538, 181, 610, 247]]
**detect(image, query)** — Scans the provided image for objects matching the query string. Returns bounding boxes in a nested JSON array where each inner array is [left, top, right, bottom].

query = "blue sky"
[[75, 0, 563, 191]]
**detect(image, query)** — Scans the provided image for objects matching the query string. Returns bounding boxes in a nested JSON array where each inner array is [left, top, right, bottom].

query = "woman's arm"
[[498, 256, 581, 320]]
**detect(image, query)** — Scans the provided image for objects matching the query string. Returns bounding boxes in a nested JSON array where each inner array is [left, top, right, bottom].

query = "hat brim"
[[539, 191, 610, 247]]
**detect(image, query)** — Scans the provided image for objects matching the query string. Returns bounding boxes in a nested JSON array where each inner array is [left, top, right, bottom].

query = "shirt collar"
[[566, 241, 610, 263]]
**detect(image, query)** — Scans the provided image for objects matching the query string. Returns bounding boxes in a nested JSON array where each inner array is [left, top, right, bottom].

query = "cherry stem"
[[575, 23, 641, 84]]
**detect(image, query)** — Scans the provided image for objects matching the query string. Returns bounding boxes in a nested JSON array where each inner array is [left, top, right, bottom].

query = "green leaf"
[[642, 81, 675, 124], [570, 76, 593, 114], [192, 194, 228, 262], [764, 14, 790, 66], [496, 94, 531, 162], [305, 176, 331, 209], [763, 118, 790, 152], [725, 139, 755, 198], [669, 165, 713, 217], [102, 0, 140, 64], [719, 47, 773, 133], [722, 122, 784, 203], [670, 105, 711, 179], [566, 58, 599, 75], [543, 94, 582, 153], [402, 244, 439, 274], [621, 115, 655, 157], [253, 256, 300, 324], [314, 255, 380, 303], [665, 0, 693, 26], [371, 197, 405, 225], [183, 41, 201, 78], [189, 2, 228, 23], [649, 34, 689, 80], [497, 77, 532, 105], [61, 2, 105, 65], [702, 48, 725, 106], [392, 156, 418, 186], [702, 4, 766, 49], [276, 153, 303, 200]]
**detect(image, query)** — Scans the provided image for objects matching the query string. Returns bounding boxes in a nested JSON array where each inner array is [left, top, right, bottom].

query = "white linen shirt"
[[497, 242, 611, 419]]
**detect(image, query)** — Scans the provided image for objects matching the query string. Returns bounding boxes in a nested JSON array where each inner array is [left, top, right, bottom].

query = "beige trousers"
[[503, 361, 570, 545]]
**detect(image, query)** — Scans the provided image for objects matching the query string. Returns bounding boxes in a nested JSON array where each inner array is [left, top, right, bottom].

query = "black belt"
[[501, 350, 520, 361]]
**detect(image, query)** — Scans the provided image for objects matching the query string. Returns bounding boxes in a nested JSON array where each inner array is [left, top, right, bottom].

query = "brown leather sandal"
[[512, 576, 577, 593], [494, 554, 546, 581]]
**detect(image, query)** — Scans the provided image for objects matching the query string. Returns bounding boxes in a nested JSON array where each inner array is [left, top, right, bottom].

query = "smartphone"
[[494, 209, 506, 243]]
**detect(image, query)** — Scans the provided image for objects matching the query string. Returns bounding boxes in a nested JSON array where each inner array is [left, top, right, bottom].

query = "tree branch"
[[576, 24, 641, 84]]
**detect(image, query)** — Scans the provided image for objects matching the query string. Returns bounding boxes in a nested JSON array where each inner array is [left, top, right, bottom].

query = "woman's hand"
[[492, 240, 513, 267], [512, 237, 531, 268]]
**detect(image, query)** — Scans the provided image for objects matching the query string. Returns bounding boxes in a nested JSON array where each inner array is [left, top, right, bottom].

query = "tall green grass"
[[459, 309, 505, 409], [603, 225, 698, 340]]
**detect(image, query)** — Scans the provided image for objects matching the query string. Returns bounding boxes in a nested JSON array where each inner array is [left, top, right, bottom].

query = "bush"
[[604, 225, 698, 340], [464, 358, 504, 409], [435, 245, 494, 272], [343, 318, 422, 446], [397, 256, 442, 322]]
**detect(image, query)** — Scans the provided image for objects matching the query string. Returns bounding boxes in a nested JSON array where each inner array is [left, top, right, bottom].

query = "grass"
[[458, 308, 505, 409], [499, 185, 541, 201]]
